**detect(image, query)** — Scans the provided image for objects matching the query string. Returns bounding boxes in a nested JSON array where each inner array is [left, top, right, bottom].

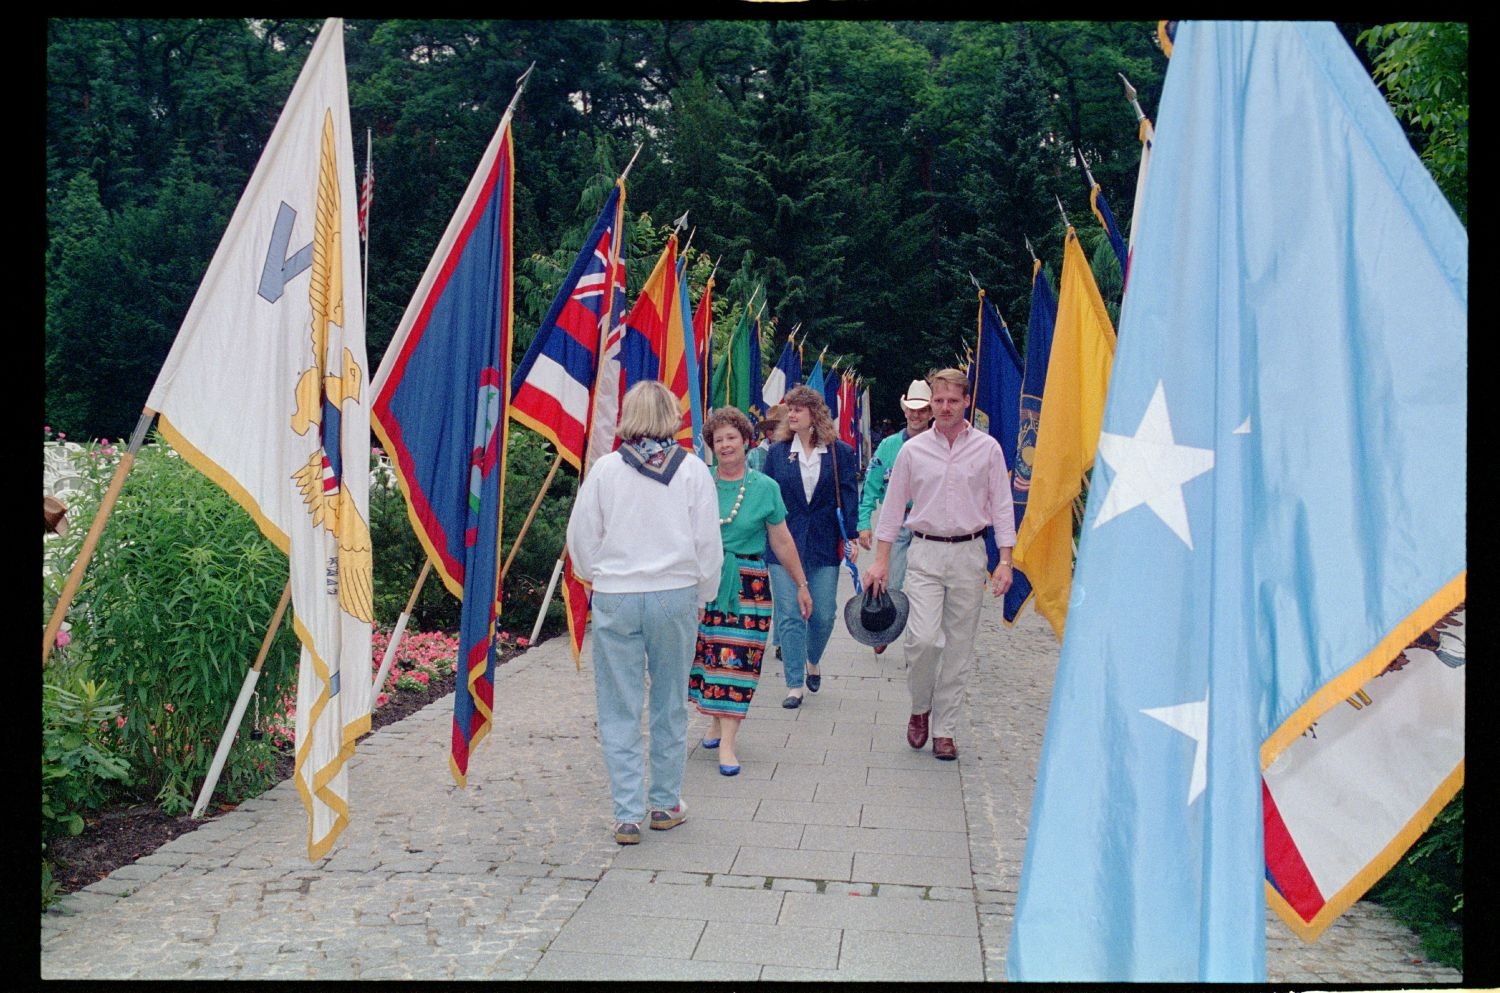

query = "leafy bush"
[[1368, 790, 1463, 970], [42, 663, 132, 842], [45, 435, 299, 814]]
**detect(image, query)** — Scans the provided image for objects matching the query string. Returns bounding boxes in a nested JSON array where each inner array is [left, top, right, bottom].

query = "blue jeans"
[[589, 586, 700, 824], [887, 525, 913, 592], [769, 563, 839, 690]]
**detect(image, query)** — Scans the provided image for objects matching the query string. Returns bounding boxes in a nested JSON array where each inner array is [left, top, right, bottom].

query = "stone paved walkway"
[[40, 568, 1461, 982]]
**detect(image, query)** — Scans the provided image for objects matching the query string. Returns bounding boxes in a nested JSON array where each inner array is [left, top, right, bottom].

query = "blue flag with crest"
[[1002, 260, 1057, 625], [1006, 21, 1466, 982]]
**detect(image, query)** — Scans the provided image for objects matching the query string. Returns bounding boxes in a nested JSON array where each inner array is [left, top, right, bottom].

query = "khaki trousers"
[[902, 535, 988, 739]]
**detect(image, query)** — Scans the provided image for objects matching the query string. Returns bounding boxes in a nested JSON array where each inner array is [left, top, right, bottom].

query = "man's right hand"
[[858, 529, 873, 550], [864, 560, 888, 596]]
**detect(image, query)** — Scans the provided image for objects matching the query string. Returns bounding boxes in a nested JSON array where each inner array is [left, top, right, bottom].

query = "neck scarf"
[[619, 437, 687, 485]]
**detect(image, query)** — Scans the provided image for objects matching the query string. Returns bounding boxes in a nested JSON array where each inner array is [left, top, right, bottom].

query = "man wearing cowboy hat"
[[865, 368, 1015, 762], [856, 379, 933, 654], [747, 404, 784, 473]]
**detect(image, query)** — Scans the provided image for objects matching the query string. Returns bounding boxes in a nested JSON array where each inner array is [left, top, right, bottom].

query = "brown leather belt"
[[910, 529, 986, 543]]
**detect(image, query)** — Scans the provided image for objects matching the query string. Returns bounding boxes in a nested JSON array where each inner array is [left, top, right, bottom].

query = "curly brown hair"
[[775, 385, 839, 447], [702, 406, 755, 447]]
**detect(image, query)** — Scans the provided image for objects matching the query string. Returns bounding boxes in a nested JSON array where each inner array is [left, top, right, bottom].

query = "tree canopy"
[[46, 19, 1465, 440]]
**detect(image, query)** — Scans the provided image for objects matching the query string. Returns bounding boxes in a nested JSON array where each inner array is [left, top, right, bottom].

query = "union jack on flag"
[[510, 183, 626, 471]]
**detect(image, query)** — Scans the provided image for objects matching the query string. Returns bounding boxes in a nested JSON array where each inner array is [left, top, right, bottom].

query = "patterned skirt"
[[689, 559, 774, 720]]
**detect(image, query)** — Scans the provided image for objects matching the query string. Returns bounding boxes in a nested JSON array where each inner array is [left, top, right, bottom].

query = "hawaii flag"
[[372, 104, 516, 786], [146, 19, 372, 860], [1007, 21, 1466, 981]]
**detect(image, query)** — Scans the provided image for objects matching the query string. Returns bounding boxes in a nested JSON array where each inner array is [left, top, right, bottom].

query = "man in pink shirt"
[[864, 368, 1016, 761]]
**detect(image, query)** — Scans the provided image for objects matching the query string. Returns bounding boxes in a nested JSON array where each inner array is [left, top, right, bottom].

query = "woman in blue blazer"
[[762, 385, 860, 708]]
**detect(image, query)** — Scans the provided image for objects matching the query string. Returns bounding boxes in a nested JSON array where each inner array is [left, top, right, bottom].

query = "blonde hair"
[[775, 385, 839, 446], [618, 380, 682, 441], [928, 367, 970, 398], [703, 406, 755, 447]]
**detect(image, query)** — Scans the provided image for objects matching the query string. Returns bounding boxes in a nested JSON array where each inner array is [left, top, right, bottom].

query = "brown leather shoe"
[[932, 737, 957, 761], [907, 711, 929, 750]]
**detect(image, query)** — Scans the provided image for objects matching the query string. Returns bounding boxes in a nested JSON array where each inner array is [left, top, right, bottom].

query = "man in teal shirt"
[[857, 380, 933, 653]]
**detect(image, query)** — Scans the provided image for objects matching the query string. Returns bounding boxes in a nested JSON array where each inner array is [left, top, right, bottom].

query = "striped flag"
[[371, 105, 516, 786], [510, 183, 626, 471], [357, 150, 373, 242]]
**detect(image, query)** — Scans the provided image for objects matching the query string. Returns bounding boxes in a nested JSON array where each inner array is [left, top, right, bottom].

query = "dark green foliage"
[[1368, 790, 1463, 970], [1358, 23, 1467, 225]]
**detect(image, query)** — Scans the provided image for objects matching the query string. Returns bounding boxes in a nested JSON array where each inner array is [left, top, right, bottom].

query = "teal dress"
[[688, 469, 787, 720]]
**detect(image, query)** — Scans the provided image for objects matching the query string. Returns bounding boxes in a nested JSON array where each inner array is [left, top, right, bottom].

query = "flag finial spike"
[[1119, 72, 1147, 123], [1056, 195, 1071, 230], [672, 210, 689, 233], [503, 61, 538, 118], [707, 254, 723, 282], [1078, 147, 1097, 189], [968, 270, 983, 292], [1025, 234, 1038, 263], [620, 142, 645, 183]]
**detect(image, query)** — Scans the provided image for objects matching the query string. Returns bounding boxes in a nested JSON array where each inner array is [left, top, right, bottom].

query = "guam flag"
[[371, 109, 515, 786], [511, 183, 625, 471], [1003, 259, 1058, 625]]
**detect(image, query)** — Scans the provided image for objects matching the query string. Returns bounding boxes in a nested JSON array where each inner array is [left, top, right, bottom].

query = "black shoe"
[[782, 693, 802, 709], [775, 645, 783, 661], [805, 671, 821, 693]]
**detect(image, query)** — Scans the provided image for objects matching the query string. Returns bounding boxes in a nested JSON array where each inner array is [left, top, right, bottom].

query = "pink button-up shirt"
[[874, 421, 1017, 547]]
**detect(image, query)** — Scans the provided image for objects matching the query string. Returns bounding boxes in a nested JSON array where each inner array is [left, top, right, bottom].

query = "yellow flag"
[[1013, 227, 1116, 639]]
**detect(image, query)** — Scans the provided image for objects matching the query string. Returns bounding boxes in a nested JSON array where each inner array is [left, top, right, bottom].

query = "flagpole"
[[43, 409, 155, 665], [191, 579, 292, 819], [371, 558, 433, 697], [500, 451, 563, 579], [530, 552, 565, 649]]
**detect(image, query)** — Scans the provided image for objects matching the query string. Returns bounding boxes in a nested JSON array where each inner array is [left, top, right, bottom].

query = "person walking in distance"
[[566, 381, 723, 844], [863, 369, 1015, 761], [760, 385, 860, 709], [856, 379, 933, 654]]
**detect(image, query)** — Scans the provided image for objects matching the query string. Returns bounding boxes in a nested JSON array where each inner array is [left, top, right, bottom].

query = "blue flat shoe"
[[702, 738, 720, 749], [782, 693, 802, 709], [719, 763, 741, 776], [805, 672, 821, 693]]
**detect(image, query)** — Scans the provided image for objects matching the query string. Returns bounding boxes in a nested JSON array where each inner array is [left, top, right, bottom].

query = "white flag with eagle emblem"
[[146, 17, 373, 861]]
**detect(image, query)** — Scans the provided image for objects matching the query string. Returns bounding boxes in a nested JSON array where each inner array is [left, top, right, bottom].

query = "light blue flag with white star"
[[1006, 21, 1466, 982]]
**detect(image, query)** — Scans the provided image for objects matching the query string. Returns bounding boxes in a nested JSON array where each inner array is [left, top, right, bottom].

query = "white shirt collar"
[[790, 435, 827, 458]]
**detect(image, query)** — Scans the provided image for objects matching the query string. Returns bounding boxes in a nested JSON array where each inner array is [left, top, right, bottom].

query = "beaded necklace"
[[716, 472, 749, 525]]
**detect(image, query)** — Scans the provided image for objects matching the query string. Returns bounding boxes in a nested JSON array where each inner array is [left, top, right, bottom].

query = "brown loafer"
[[932, 737, 957, 761], [907, 711, 929, 750]]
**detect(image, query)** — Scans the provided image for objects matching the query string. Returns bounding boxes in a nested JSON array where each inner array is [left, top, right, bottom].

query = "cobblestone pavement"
[[40, 569, 1461, 982]]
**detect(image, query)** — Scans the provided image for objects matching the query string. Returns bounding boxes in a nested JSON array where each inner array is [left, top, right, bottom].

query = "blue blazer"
[[762, 438, 860, 569]]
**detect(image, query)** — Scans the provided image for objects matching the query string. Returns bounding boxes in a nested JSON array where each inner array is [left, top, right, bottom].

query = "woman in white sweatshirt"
[[565, 380, 723, 845]]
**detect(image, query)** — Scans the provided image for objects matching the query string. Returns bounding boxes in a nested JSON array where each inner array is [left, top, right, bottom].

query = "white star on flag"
[[1094, 380, 1215, 548], [1142, 692, 1209, 805]]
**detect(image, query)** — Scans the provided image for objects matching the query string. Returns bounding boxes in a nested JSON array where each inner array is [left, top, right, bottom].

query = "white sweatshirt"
[[565, 449, 723, 602]]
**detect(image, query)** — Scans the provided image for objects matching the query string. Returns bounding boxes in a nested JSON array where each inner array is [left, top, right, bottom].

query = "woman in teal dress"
[[690, 407, 813, 775]]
